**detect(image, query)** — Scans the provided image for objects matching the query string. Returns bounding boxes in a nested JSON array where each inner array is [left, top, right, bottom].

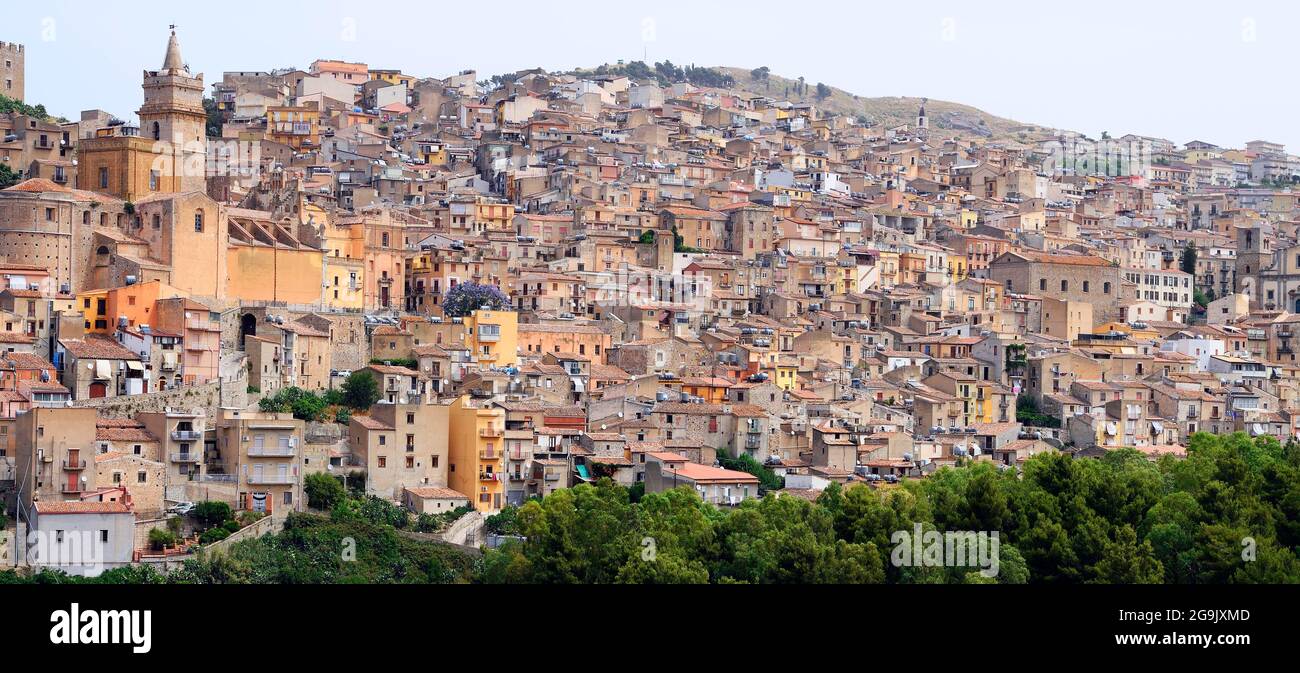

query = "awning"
[[162, 351, 179, 369], [1151, 421, 1164, 434], [125, 360, 143, 372], [571, 377, 586, 393], [94, 359, 112, 380]]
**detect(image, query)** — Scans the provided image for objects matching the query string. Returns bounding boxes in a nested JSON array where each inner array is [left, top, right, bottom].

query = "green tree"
[[815, 82, 832, 101], [341, 371, 381, 410], [304, 472, 347, 510], [1180, 243, 1198, 275], [0, 164, 19, 189], [193, 501, 233, 529]]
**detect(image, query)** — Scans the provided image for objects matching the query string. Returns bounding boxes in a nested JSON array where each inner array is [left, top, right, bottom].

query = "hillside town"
[[0, 29, 1298, 577]]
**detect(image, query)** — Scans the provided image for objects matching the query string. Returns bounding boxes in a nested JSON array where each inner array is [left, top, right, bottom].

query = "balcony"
[[479, 426, 503, 438], [479, 449, 500, 461], [478, 471, 502, 482], [60, 484, 82, 494], [477, 332, 500, 343], [247, 445, 296, 457], [62, 459, 86, 470], [246, 473, 296, 485], [172, 430, 203, 441], [170, 452, 202, 463], [507, 448, 530, 461]]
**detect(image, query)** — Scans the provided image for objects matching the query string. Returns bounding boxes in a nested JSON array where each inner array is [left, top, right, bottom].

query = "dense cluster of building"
[[3, 30, 1300, 575]]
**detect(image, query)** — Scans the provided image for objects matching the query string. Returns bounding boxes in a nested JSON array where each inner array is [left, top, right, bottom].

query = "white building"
[[27, 491, 136, 577]]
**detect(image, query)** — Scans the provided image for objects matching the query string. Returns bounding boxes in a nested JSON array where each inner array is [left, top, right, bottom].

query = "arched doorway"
[[88, 382, 107, 399], [240, 313, 257, 348]]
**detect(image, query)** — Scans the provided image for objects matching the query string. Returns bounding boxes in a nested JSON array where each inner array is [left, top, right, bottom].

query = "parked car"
[[167, 501, 195, 516]]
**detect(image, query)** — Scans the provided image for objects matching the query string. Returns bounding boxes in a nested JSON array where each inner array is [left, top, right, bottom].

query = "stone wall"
[[226, 305, 370, 372], [71, 378, 248, 419]]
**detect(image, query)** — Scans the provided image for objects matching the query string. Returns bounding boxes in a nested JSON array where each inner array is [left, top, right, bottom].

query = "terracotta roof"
[[34, 500, 133, 514], [59, 336, 140, 360]]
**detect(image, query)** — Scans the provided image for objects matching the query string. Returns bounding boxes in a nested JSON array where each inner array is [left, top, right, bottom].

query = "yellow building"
[[774, 362, 798, 391], [464, 309, 518, 368], [369, 69, 414, 87], [266, 103, 321, 151], [448, 395, 506, 512], [226, 211, 325, 305], [300, 201, 364, 310]]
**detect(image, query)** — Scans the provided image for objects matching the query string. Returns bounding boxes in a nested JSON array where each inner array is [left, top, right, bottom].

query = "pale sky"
[[5, 0, 1293, 149]]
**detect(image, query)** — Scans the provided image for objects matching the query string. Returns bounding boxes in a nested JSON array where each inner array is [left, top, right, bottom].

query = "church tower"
[[139, 29, 207, 192], [916, 98, 929, 139], [77, 28, 208, 200]]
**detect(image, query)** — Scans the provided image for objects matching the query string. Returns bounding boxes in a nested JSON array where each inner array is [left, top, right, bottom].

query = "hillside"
[[571, 62, 1051, 142], [716, 66, 1047, 140]]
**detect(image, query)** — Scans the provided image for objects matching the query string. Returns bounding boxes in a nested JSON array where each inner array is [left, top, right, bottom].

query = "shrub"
[[148, 528, 178, 551], [485, 506, 520, 535], [222, 519, 242, 533], [193, 501, 233, 529], [199, 527, 231, 544]]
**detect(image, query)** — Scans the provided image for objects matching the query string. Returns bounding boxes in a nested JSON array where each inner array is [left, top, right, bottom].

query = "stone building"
[[989, 251, 1123, 324], [1, 41, 23, 101]]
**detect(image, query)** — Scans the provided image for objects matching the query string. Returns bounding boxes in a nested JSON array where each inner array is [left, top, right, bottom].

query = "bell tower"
[[139, 28, 207, 191]]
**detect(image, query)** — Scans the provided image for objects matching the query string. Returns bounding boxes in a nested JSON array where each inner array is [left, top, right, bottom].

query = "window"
[[137, 471, 147, 483], [149, 170, 159, 191], [378, 456, 386, 468], [1039, 279, 1047, 291], [99, 167, 109, 189], [1083, 281, 1090, 293], [1060, 280, 1068, 292], [194, 210, 204, 233]]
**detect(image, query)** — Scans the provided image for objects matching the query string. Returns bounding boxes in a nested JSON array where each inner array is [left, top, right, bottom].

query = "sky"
[[5, 0, 1295, 149]]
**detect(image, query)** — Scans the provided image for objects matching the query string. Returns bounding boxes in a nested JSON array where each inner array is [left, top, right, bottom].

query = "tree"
[[0, 164, 19, 189], [193, 501, 233, 529], [304, 473, 347, 510], [815, 82, 832, 101], [202, 97, 222, 138], [441, 281, 509, 317], [1180, 243, 1197, 275], [340, 371, 381, 410]]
